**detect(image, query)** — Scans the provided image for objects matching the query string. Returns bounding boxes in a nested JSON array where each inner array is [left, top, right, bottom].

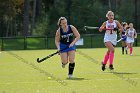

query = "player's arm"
[[55, 29, 60, 50], [134, 29, 137, 38], [70, 25, 80, 47], [116, 20, 123, 36], [125, 29, 128, 36], [99, 22, 106, 32]]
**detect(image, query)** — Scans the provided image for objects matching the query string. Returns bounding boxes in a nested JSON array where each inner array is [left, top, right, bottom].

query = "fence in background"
[[0, 34, 139, 50]]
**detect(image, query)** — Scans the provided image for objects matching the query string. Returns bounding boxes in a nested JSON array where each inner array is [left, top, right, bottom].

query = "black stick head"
[[37, 57, 47, 63], [37, 58, 41, 63], [84, 26, 87, 31]]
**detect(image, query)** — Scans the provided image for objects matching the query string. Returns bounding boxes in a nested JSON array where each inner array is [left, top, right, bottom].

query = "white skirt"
[[126, 37, 134, 43], [104, 34, 117, 46]]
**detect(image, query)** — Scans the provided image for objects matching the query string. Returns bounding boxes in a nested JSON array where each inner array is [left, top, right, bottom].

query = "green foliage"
[[46, 0, 68, 35], [0, 0, 140, 37], [116, 0, 135, 22], [71, 0, 106, 29], [0, 0, 16, 19], [33, 14, 49, 36]]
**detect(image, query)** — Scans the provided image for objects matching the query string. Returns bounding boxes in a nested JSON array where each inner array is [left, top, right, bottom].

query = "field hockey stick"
[[117, 38, 123, 42], [37, 46, 69, 63], [117, 35, 127, 42], [84, 26, 118, 31], [84, 26, 99, 31]]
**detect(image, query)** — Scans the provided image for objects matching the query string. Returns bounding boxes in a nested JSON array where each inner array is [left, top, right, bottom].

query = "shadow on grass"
[[107, 72, 138, 74], [66, 77, 87, 80], [131, 54, 140, 56]]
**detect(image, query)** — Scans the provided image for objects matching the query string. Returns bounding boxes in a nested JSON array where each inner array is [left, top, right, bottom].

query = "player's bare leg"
[[60, 52, 68, 68]]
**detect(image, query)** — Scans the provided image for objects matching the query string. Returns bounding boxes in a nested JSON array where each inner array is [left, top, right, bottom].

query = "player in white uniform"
[[126, 23, 137, 56], [104, 20, 118, 45], [99, 11, 123, 71]]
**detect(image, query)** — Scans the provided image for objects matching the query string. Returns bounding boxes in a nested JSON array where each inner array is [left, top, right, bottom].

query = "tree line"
[[0, 0, 139, 37]]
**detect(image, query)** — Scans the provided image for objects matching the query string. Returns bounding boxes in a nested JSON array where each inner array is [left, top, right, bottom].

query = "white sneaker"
[[125, 47, 128, 51], [130, 54, 132, 56], [68, 74, 73, 79], [62, 64, 65, 68]]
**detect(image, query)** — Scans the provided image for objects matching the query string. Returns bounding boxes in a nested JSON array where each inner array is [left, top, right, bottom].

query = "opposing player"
[[121, 22, 128, 54], [126, 23, 137, 56], [55, 17, 80, 78], [99, 11, 123, 71]]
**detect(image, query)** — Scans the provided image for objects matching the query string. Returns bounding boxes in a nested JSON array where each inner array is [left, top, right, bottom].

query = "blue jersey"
[[121, 29, 127, 41], [60, 25, 74, 44], [122, 28, 126, 35], [59, 25, 76, 53]]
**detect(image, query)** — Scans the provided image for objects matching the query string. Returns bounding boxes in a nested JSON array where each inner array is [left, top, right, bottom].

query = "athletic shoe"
[[109, 65, 114, 70], [125, 47, 128, 54], [62, 64, 65, 68], [102, 62, 106, 71], [130, 54, 132, 56], [68, 74, 73, 79]]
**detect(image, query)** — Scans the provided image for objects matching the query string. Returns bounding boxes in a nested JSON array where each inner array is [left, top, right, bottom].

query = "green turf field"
[[0, 47, 140, 93]]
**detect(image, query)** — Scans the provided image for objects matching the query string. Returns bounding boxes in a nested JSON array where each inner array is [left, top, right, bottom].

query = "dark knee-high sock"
[[125, 46, 128, 54], [68, 63, 75, 75], [122, 47, 124, 54]]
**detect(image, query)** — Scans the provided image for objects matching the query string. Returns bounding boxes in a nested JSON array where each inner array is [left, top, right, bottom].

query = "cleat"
[[125, 47, 128, 54], [130, 54, 132, 56], [62, 64, 66, 68], [109, 65, 114, 70], [102, 62, 106, 71], [68, 74, 73, 79]]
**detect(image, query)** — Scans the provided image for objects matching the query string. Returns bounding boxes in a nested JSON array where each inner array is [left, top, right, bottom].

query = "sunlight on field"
[[0, 47, 140, 93]]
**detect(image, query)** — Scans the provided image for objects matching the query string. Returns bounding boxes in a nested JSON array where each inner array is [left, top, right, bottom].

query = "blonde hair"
[[129, 23, 133, 27], [129, 23, 133, 25], [57, 17, 67, 26], [106, 11, 114, 17]]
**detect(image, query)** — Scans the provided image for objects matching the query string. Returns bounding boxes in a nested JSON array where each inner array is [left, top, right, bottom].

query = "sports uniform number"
[[67, 37, 69, 42]]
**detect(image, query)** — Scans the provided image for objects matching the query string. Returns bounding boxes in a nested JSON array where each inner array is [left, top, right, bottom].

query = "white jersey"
[[126, 28, 135, 43], [104, 20, 117, 45]]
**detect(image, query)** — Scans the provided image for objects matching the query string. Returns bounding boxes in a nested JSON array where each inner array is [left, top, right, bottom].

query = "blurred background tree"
[[0, 0, 139, 37]]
